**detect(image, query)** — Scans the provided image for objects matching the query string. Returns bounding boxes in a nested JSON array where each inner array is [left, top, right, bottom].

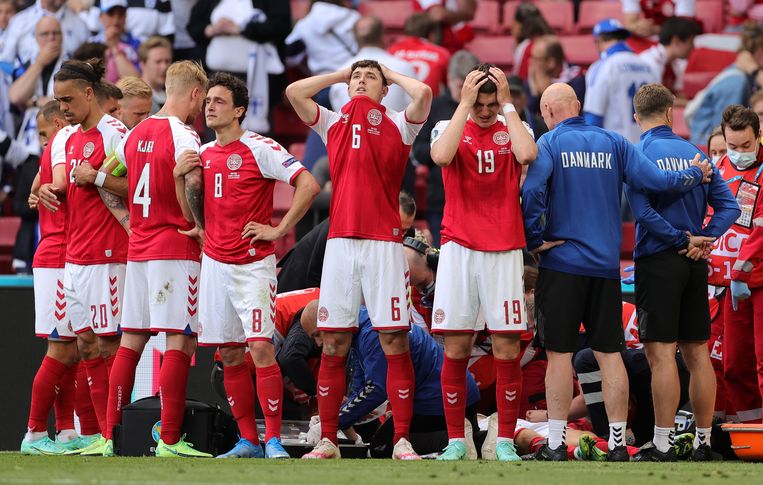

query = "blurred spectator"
[[138, 35, 171, 113], [11, 117, 39, 274], [0, 0, 88, 68], [171, 0, 199, 60], [329, 16, 417, 113], [508, 74, 547, 139], [526, 35, 586, 118], [189, 0, 290, 133], [115, 75, 152, 128], [583, 19, 658, 143], [412, 49, 479, 246], [686, 24, 763, 146], [0, 0, 17, 55], [9, 15, 64, 156], [510, 2, 553, 81], [91, 0, 140, 82], [751, 89, 763, 128], [639, 16, 701, 96], [622, 0, 696, 38], [727, 0, 763, 31], [94, 79, 123, 117], [706, 126, 726, 163], [82, 1, 174, 42], [413, 0, 475, 53], [388, 12, 451, 96]]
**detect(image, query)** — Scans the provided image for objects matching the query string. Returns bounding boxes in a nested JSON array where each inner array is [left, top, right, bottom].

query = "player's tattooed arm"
[[174, 150, 202, 225], [98, 188, 131, 234], [185, 168, 205, 229]]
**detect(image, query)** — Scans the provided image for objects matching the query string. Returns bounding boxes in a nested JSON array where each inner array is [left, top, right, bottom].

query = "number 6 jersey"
[[431, 115, 530, 252], [116, 115, 201, 262]]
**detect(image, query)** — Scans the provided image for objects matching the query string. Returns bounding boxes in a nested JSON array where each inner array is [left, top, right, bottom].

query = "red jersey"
[[413, 0, 474, 53], [707, 147, 763, 288], [433, 116, 528, 251], [274, 287, 320, 344], [200, 131, 306, 264], [309, 96, 423, 242], [117, 115, 201, 262], [54, 115, 128, 265], [33, 126, 77, 269], [388, 37, 450, 97], [622, 0, 695, 25]]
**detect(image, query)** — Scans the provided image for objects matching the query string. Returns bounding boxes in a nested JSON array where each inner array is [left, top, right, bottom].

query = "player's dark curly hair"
[[471, 63, 497, 95], [208, 72, 249, 124], [54, 58, 105, 87]]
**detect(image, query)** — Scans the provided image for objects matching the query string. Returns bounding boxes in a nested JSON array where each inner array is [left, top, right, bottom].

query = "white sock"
[[548, 419, 567, 449], [653, 426, 674, 453], [608, 421, 627, 449], [448, 438, 465, 445], [24, 431, 48, 442], [56, 429, 78, 443], [496, 437, 514, 444], [694, 427, 712, 448]]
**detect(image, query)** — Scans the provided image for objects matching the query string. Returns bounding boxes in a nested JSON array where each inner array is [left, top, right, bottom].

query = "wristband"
[[94, 171, 107, 188], [502, 104, 517, 116]]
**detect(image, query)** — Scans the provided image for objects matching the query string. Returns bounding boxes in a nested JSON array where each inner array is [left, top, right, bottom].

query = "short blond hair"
[[138, 36, 172, 64], [165, 60, 207, 96], [116, 76, 152, 100]]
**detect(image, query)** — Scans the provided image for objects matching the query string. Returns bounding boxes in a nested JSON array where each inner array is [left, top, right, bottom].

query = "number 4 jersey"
[[116, 115, 201, 262], [432, 116, 531, 251]]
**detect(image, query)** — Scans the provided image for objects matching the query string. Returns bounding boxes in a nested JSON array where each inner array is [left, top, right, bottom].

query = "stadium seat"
[[471, 0, 501, 34], [502, 1, 519, 32], [0, 217, 20, 274], [290, 0, 309, 21], [273, 181, 295, 220], [536, 1, 575, 35], [695, 0, 725, 34], [289, 143, 305, 162], [358, 1, 413, 32], [559, 35, 599, 67], [672, 106, 690, 140], [465, 36, 516, 69], [682, 47, 736, 98], [577, 1, 624, 33], [621, 221, 635, 259]]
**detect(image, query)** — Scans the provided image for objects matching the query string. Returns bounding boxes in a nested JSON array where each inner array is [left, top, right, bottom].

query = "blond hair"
[[138, 35, 172, 64], [116, 76, 152, 100], [165, 60, 207, 96]]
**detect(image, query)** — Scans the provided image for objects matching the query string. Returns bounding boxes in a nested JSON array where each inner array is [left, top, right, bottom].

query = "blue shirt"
[[626, 125, 740, 259], [339, 308, 479, 429], [521, 116, 705, 279]]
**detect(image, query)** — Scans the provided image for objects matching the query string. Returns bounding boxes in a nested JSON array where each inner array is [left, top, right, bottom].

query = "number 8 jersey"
[[116, 115, 201, 262], [432, 115, 530, 251]]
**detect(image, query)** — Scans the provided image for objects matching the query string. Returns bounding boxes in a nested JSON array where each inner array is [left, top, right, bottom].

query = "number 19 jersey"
[[116, 115, 201, 262]]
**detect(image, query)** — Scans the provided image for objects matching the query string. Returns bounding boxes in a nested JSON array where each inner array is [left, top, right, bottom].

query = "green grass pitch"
[[0, 454, 761, 485]]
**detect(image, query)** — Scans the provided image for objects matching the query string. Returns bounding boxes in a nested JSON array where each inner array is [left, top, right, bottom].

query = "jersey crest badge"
[[434, 309, 445, 324], [83, 142, 95, 158], [493, 131, 510, 146], [367, 109, 383, 127], [226, 154, 243, 171], [318, 306, 329, 322]]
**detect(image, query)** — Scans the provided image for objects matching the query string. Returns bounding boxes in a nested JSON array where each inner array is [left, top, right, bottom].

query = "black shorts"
[[635, 249, 710, 343], [535, 268, 625, 353]]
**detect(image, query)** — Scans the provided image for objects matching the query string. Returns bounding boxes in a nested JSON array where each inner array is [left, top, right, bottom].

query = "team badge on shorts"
[[434, 309, 445, 324], [83, 142, 95, 158], [226, 154, 243, 171], [367, 109, 383, 126], [318, 306, 329, 322], [493, 131, 510, 145]]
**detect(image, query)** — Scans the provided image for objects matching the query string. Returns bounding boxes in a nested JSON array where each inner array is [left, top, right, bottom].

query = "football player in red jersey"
[[46, 59, 130, 456], [176, 72, 319, 459], [286, 60, 432, 460], [104, 61, 211, 458], [430, 64, 537, 461]]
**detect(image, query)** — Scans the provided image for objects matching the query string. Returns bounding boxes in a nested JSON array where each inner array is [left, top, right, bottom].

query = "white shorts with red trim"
[[33, 267, 76, 341], [121, 259, 200, 335], [432, 242, 527, 334], [197, 253, 277, 346], [318, 238, 410, 332], [64, 262, 125, 336]]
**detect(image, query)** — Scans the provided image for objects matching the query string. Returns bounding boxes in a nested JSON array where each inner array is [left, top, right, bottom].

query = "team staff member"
[[521, 83, 713, 462], [626, 84, 739, 462], [710, 105, 763, 425]]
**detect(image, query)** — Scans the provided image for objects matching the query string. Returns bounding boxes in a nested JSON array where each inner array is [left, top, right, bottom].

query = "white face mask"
[[711, 155, 721, 165], [728, 149, 758, 169]]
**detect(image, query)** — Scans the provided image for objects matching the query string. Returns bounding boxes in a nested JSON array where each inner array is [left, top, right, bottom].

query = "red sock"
[[104, 354, 115, 377], [223, 362, 259, 444], [28, 356, 67, 431], [495, 357, 522, 440], [530, 435, 545, 453], [74, 362, 99, 435], [54, 364, 76, 431], [83, 357, 110, 434], [159, 350, 191, 445], [256, 363, 283, 442], [244, 352, 256, 376], [105, 347, 140, 440], [441, 355, 468, 440], [385, 351, 415, 443], [317, 354, 346, 445]]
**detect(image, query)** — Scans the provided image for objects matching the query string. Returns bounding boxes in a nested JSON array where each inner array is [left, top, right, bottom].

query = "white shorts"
[[121, 259, 200, 335], [197, 254, 277, 346], [318, 238, 410, 332], [64, 262, 126, 336], [432, 242, 527, 334], [33, 267, 76, 341]]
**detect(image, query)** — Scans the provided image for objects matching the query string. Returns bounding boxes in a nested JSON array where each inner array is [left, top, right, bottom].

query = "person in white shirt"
[[0, 0, 88, 67], [329, 16, 417, 113], [639, 16, 701, 96], [622, 0, 696, 38], [0, 0, 17, 55], [82, 0, 174, 42]]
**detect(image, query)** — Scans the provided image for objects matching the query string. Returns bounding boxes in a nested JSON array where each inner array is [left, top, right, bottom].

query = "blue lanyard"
[[725, 164, 763, 186]]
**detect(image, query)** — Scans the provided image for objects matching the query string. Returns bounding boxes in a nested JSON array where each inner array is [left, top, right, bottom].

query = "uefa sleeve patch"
[[282, 157, 298, 168]]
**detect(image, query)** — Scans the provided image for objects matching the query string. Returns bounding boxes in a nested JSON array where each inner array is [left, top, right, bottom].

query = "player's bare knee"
[[378, 330, 409, 355], [120, 331, 149, 353], [77, 331, 98, 359], [248, 341, 276, 367], [643, 341, 677, 367], [219, 346, 245, 367], [442, 333, 472, 359], [492, 333, 521, 360], [166, 333, 196, 356], [47, 340, 79, 366], [678, 341, 712, 371], [97, 335, 121, 358], [322, 331, 352, 356]]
